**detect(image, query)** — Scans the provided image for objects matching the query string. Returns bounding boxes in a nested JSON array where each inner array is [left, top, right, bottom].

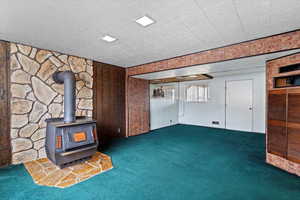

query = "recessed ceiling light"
[[102, 35, 117, 42], [135, 15, 155, 27]]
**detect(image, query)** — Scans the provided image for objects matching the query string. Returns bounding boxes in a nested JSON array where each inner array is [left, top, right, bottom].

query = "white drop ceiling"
[[1, 0, 300, 67], [133, 49, 300, 80]]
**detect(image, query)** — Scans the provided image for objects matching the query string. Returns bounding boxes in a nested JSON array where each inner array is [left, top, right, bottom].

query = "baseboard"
[[178, 123, 265, 134], [150, 123, 180, 131]]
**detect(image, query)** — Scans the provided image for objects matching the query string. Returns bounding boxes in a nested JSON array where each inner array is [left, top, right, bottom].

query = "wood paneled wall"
[[126, 77, 150, 136], [0, 41, 11, 167], [93, 62, 126, 148]]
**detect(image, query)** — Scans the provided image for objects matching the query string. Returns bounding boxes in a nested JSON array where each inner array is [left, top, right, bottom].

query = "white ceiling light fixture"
[[101, 35, 117, 42], [135, 15, 155, 27]]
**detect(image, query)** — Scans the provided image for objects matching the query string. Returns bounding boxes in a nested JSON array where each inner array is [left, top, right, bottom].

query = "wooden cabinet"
[[268, 88, 300, 163], [266, 53, 300, 167], [267, 90, 287, 157]]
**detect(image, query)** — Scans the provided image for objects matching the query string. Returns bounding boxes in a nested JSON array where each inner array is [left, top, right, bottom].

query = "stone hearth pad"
[[24, 152, 113, 188]]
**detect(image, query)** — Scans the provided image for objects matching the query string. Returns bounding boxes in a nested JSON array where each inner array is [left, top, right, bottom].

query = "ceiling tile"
[[269, 0, 300, 33], [234, 0, 271, 38], [195, 0, 248, 44], [1, 0, 300, 67]]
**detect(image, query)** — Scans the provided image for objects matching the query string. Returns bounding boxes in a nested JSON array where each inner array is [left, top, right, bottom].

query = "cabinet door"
[[267, 90, 287, 157], [268, 90, 287, 121], [287, 89, 300, 163]]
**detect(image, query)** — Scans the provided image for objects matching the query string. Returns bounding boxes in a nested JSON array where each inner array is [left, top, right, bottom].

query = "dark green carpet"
[[1, 124, 300, 200]]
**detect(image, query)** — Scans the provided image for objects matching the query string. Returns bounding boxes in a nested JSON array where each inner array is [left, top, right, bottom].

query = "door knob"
[[249, 107, 252, 110]]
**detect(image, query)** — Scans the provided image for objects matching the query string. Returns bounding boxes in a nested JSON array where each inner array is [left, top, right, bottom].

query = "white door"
[[226, 79, 253, 132]]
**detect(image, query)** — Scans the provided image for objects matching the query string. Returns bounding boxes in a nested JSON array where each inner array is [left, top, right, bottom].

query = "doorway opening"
[[132, 48, 300, 133]]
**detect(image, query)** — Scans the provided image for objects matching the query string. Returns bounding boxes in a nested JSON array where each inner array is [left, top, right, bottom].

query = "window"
[[152, 86, 176, 103], [164, 87, 176, 103], [186, 84, 209, 102]]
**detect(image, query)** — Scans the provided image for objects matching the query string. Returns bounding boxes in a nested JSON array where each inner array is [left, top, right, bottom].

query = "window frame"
[[185, 84, 209, 103]]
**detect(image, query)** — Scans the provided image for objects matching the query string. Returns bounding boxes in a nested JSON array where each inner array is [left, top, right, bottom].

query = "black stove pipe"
[[53, 71, 76, 123]]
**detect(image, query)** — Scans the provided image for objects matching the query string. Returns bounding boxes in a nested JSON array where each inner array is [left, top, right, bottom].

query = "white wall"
[[178, 71, 266, 133], [150, 83, 179, 130], [149, 71, 266, 133]]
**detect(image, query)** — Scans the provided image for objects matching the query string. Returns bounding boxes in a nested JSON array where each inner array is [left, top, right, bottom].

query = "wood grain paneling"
[[268, 124, 287, 157], [93, 62, 126, 149], [287, 127, 300, 163], [93, 62, 150, 141], [149, 74, 212, 84], [127, 77, 150, 136], [287, 89, 300, 163], [267, 90, 287, 157], [268, 90, 287, 121], [287, 90, 300, 123], [0, 41, 11, 166]]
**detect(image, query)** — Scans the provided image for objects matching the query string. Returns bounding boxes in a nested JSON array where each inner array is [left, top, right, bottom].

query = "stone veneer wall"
[[10, 43, 93, 164]]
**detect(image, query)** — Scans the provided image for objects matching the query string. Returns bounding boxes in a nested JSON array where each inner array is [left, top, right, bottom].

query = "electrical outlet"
[[170, 120, 173, 124], [212, 121, 219, 125], [117, 128, 121, 133]]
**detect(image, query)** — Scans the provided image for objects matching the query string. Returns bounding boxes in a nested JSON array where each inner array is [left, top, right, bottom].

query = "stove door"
[[63, 123, 96, 150]]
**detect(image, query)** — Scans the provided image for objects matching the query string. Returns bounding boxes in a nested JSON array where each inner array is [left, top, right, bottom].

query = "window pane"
[[186, 84, 209, 102]]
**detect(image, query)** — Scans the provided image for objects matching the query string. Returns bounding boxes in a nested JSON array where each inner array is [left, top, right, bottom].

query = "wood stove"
[[45, 71, 98, 168]]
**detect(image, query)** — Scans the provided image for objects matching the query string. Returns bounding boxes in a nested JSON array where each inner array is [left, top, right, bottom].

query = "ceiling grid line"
[[193, 0, 227, 45], [178, 19, 208, 47], [231, 0, 249, 39]]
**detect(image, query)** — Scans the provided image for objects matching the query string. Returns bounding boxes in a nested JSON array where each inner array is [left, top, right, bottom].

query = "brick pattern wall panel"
[[127, 30, 300, 76], [267, 153, 300, 176], [267, 53, 300, 90], [127, 77, 150, 136]]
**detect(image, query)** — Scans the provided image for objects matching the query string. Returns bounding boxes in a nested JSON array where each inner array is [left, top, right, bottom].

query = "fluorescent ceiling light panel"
[[135, 15, 155, 27], [102, 35, 117, 42]]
